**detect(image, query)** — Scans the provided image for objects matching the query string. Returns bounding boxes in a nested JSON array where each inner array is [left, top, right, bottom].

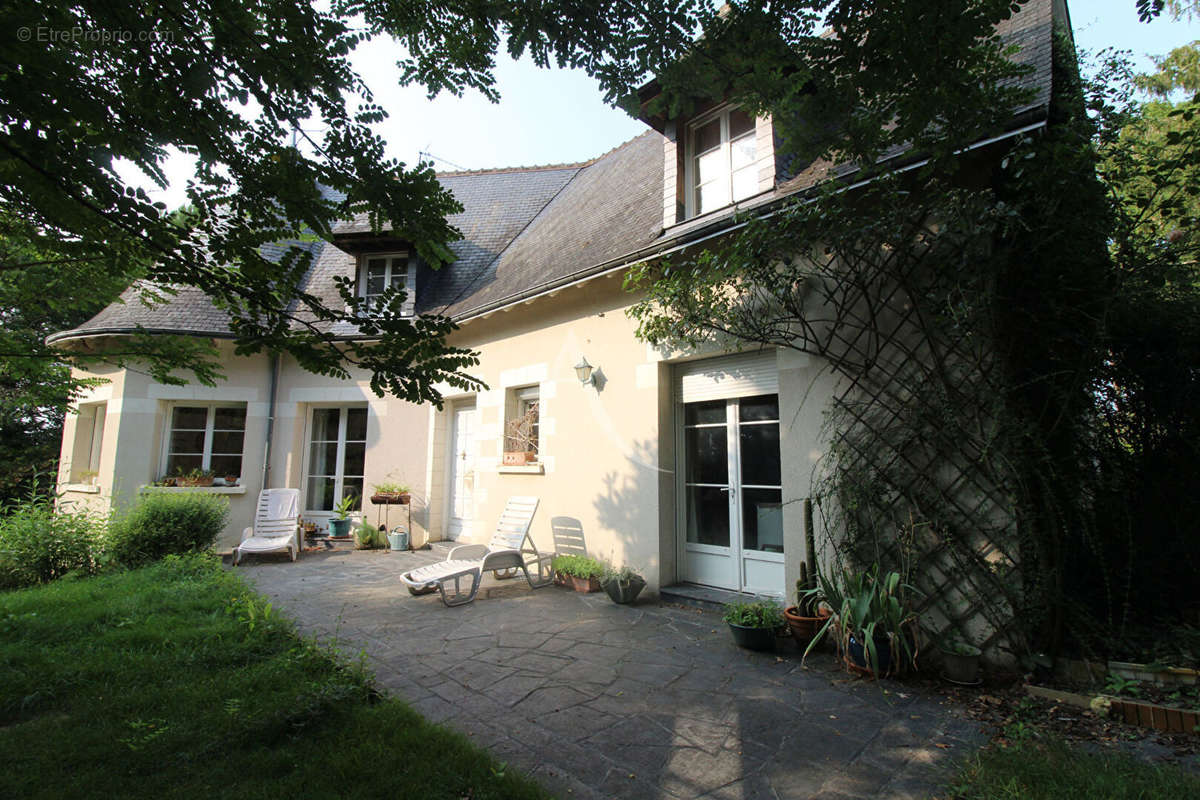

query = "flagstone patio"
[[237, 548, 983, 799]]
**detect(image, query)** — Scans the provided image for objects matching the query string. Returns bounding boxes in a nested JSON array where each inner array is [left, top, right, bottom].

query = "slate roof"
[[52, 0, 1064, 344]]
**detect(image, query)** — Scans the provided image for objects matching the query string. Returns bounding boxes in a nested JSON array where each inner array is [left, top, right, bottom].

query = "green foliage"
[[941, 637, 982, 657], [949, 736, 1200, 799], [803, 566, 921, 676], [550, 554, 604, 579], [0, 556, 551, 799], [722, 599, 785, 629], [0, 496, 104, 589], [108, 492, 229, 567], [600, 563, 643, 586], [1103, 674, 1143, 697], [333, 493, 359, 520], [354, 522, 383, 550]]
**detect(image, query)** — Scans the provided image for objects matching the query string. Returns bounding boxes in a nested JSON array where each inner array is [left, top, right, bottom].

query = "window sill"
[[498, 464, 544, 475], [63, 484, 101, 494], [138, 485, 248, 495]]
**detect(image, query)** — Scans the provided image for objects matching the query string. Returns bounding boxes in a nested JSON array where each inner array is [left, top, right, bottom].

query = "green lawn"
[[949, 734, 1200, 799], [0, 555, 551, 800]]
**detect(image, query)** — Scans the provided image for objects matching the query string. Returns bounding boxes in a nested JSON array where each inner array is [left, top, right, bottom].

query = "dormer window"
[[686, 106, 759, 218], [360, 253, 415, 315]]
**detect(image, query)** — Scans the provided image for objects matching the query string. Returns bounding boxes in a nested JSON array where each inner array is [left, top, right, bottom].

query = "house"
[[49, 0, 1067, 600]]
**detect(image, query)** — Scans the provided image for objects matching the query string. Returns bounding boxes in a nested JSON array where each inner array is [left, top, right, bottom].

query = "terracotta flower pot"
[[569, 575, 600, 593], [783, 606, 831, 644]]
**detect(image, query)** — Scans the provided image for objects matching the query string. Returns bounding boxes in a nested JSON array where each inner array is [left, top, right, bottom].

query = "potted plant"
[[79, 469, 99, 486], [223, 473, 239, 486], [785, 500, 831, 645], [502, 408, 539, 465], [328, 494, 359, 538], [302, 520, 320, 545], [177, 468, 215, 487], [723, 599, 786, 652], [370, 478, 410, 505], [803, 564, 921, 678], [551, 555, 604, 592], [355, 521, 383, 550], [940, 637, 982, 685], [601, 564, 646, 605]]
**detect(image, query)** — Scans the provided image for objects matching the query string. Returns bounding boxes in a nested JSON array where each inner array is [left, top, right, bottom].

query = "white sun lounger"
[[232, 488, 300, 565], [400, 495, 555, 606]]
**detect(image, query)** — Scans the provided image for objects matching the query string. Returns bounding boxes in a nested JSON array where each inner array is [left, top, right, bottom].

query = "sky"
[[130, 1, 1200, 210]]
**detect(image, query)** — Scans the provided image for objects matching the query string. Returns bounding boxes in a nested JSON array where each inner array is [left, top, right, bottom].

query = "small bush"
[[722, 599, 785, 629], [551, 554, 604, 579], [0, 498, 103, 589], [355, 522, 383, 550], [109, 492, 229, 567]]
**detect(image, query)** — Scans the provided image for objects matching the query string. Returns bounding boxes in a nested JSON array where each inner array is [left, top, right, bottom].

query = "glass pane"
[[366, 271, 385, 296], [695, 146, 725, 187], [210, 455, 242, 478], [685, 427, 728, 485], [732, 165, 757, 202], [342, 442, 365, 477], [307, 476, 336, 511], [740, 395, 779, 422], [345, 407, 367, 441], [731, 131, 756, 170], [389, 264, 408, 289], [685, 400, 726, 426], [728, 108, 756, 139], [693, 117, 721, 155], [696, 178, 729, 215], [169, 430, 205, 455], [686, 486, 730, 547], [341, 479, 364, 510], [743, 489, 784, 553], [309, 442, 339, 476], [311, 408, 340, 441], [211, 430, 244, 455], [171, 406, 208, 430], [213, 406, 246, 430], [740, 424, 781, 486], [165, 454, 202, 475]]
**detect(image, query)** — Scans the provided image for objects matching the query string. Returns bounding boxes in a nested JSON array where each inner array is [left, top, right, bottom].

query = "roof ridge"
[[436, 161, 591, 177], [434, 131, 657, 178]]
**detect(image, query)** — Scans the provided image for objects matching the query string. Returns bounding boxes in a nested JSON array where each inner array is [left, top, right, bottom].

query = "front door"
[[446, 403, 477, 541], [681, 394, 785, 596]]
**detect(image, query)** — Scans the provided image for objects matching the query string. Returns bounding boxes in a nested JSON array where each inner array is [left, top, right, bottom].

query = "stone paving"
[[237, 548, 984, 799]]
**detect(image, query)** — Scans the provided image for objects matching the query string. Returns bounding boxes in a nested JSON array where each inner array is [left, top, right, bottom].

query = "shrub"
[[0, 498, 103, 589], [722, 599, 785, 629], [109, 492, 229, 567], [551, 554, 604, 579], [355, 522, 383, 550]]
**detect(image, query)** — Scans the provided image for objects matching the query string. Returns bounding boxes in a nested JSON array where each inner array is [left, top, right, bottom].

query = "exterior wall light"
[[574, 356, 595, 386]]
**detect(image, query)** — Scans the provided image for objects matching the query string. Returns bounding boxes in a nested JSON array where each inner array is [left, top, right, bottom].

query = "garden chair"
[[399, 495, 555, 606], [232, 488, 301, 565]]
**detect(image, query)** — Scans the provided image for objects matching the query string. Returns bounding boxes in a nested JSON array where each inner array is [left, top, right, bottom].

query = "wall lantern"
[[574, 356, 596, 386]]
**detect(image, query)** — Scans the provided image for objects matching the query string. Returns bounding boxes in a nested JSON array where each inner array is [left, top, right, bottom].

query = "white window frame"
[[302, 405, 367, 514], [503, 385, 541, 460], [359, 252, 416, 316], [159, 402, 247, 478], [71, 401, 107, 481], [684, 105, 759, 219]]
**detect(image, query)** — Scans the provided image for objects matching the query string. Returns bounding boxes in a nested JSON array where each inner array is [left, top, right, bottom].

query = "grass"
[[948, 734, 1200, 799], [0, 554, 551, 800]]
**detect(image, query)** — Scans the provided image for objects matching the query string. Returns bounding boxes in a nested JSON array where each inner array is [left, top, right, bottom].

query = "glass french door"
[[446, 403, 477, 541], [305, 407, 367, 514], [681, 394, 784, 595]]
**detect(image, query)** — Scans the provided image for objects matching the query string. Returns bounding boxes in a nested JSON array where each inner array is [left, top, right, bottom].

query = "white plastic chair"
[[232, 489, 301, 565], [400, 496, 555, 606]]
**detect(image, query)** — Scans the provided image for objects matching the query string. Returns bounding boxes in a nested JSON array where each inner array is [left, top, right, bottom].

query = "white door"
[[681, 394, 785, 596], [446, 403, 477, 541]]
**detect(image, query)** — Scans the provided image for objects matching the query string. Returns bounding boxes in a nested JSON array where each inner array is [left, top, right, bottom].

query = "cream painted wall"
[[58, 273, 838, 592], [431, 273, 670, 591]]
